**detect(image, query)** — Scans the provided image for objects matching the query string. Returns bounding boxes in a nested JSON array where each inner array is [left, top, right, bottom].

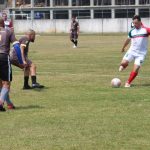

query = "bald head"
[[0, 17, 4, 28], [26, 29, 35, 35], [26, 29, 36, 42]]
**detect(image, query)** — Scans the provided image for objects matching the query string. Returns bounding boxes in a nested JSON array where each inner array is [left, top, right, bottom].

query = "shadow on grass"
[[132, 84, 150, 87], [22, 86, 50, 92], [33, 86, 51, 91], [15, 105, 45, 110]]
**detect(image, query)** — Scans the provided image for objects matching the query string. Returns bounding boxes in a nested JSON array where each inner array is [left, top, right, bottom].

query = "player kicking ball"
[[119, 15, 150, 87]]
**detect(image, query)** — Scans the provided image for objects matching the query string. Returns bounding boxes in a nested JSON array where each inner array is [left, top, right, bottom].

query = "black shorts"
[[71, 31, 78, 40], [0, 54, 12, 82], [10, 49, 31, 69]]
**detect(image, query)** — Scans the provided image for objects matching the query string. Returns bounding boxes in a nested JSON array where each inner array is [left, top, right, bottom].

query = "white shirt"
[[4, 20, 12, 29], [128, 27, 150, 55]]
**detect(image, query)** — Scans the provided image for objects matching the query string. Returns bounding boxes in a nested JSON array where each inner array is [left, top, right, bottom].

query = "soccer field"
[[1, 34, 150, 150]]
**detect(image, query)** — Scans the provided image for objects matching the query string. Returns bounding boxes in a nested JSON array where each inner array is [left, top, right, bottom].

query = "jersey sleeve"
[[20, 37, 27, 47], [128, 30, 132, 38], [146, 27, 150, 35]]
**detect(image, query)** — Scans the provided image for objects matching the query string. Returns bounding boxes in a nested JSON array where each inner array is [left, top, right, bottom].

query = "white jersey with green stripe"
[[128, 27, 150, 55]]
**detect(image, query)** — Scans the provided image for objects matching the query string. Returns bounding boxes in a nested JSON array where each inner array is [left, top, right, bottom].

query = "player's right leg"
[[119, 52, 134, 72], [0, 58, 12, 111], [23, 67, 31, 89], [70, 33, 75, 45]]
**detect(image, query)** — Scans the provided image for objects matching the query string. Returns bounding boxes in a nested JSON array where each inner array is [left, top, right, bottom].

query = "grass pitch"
[[1, 35, 150, 150]]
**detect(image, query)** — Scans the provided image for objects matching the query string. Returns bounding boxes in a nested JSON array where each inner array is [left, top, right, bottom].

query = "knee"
[[121, 61, 129, 68], [31, 63, 36, 70], [2, 81, 10, 89]]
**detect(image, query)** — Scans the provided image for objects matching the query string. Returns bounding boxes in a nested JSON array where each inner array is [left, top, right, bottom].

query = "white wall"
[[14, 18, 150, 34]]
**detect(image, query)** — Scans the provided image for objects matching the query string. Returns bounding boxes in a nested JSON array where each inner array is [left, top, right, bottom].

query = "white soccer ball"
[[111, 78, 121, 88]]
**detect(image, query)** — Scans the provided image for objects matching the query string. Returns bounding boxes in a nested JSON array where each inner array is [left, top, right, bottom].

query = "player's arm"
[[77, 23, 79, 35], [121, 38, 131, 52], [10, 21, 14, 32], [20, 45, 27, 66], [146, 27, 150, 35], [70, 23, 72, 33], [10, 31, 23, 64], [13, 41, 23, 64]]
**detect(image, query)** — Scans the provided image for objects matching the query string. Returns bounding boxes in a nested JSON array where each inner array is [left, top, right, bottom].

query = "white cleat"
[[73, 45, 77, 48], [124, 82, 131, 88], [119, 66, 124, 72]]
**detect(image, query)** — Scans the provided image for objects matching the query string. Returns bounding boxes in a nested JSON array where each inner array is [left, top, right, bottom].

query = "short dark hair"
[[132, 15, 141, 21]]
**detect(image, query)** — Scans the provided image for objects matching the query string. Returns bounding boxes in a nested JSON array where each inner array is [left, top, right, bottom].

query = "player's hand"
[[23, 61, 28, 68]]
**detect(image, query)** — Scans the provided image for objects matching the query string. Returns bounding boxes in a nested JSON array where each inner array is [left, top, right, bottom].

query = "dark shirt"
[[19, 36, 30, 57], [71, 21, 79, 32], [0, 27, 16, 55]]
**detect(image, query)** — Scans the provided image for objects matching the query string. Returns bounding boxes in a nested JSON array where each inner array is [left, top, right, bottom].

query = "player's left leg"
[[125, 55, 145, 87], [74, 32, 78, 48], [0, 57, 13, 111], [29, 61, 44, 88], [70, 33, 75, 46]]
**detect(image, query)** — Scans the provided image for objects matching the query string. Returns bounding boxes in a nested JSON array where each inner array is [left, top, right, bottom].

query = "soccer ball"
[[111, 78, 121, 88]]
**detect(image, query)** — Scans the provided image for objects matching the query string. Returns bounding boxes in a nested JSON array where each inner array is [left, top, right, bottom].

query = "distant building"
[[1, 0, 149, 20], [1, 0, 150, 33]]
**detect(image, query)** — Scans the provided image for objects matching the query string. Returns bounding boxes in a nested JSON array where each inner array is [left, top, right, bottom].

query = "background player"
[[70, 16, 79, 48], [119, 15, 150, 87], [2, 12, 13, 31]]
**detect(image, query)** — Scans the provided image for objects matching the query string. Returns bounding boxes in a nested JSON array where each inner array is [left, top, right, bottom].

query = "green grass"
[[1, 35, 150, 150]]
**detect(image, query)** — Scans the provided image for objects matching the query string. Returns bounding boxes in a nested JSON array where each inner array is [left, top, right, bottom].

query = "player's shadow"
[[132, 84, 150, 87], [32, 86, 50, 91], [15, 105, 44, 110]]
